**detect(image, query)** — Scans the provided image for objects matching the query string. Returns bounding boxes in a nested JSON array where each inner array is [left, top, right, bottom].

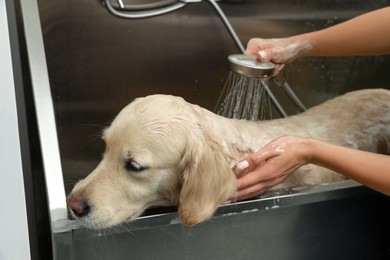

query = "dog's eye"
[[124, 159, 147, 172]]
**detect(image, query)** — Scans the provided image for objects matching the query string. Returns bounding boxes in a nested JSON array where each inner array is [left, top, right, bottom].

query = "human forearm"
[[246, 7, 390, 68], [308, 138, 390, 196], [294, 7, 390, 57], [234, 136, 390, 200]]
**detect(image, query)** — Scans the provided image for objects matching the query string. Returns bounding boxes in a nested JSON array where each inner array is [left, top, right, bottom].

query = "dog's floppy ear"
[[178, 132, 237, 227]]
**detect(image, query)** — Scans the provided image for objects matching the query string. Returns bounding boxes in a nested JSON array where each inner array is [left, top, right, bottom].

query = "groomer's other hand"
[[232, 136, 312, 201]]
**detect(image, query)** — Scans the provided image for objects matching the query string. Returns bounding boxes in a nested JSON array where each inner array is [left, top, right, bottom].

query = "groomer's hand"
[[245, 38, 313, 76], [232, 136, 312, 201]]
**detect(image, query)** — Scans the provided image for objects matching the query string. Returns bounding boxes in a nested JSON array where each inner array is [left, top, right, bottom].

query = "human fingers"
[[236, 165, 268, 191], [234, 183, 268, 201], [245, 38, 265, 56], [272, 64, 285, 77], [236, 156, 289, 191], [246, 38, 279, 63], [234, 175, 286, 201], [248, 38, 290, 63], [233, 144, 283, 177], [234, 161, 300, 202]]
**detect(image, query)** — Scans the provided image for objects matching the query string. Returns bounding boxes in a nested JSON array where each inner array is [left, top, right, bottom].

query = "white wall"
[[0, 0, 31, 259]]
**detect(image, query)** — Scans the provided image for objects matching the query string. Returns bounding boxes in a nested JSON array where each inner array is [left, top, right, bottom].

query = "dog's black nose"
[[66, 194, 91, 218]]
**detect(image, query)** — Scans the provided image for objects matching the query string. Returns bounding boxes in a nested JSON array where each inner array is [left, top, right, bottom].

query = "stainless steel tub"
[[17, 0, 390, 259], [52, 182, 390, 260]]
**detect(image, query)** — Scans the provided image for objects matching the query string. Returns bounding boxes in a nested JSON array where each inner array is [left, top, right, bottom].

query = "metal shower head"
[[228, 54, 275, 78]]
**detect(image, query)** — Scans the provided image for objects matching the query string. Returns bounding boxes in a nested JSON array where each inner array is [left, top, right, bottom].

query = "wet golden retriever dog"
[[67, 89, 390, 229]]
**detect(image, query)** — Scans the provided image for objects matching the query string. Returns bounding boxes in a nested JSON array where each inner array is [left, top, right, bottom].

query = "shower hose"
[[103, 0, 307, 117]]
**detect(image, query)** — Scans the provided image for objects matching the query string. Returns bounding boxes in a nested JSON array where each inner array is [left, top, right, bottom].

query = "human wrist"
[[296, 137, 316, 164], [304, 138, 331, 166], [286, 35, 314, 59]]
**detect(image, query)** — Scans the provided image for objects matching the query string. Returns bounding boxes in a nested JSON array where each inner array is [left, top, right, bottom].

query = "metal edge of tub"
[[132, 180, 365, 232], [51, 180, 373, 259], [53, 181, 378, 260], [19, 0, 68, 248], [52, 179, 365, 235]]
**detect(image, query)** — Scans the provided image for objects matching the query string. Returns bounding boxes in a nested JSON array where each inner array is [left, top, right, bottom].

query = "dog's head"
[[67, 94, 237, 229]]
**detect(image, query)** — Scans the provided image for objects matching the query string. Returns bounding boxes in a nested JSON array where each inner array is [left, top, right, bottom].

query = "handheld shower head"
[[228, 54, 275, 78], [216, 54, 285, 120]]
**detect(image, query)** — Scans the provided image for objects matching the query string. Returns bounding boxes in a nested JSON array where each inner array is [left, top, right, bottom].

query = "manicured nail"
[[236, 160, 249, 170], [258, 50, 268, 60]]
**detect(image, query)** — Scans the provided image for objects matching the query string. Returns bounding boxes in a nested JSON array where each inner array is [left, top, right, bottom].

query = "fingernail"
[[258, 50, 268, 60], [236, 160, 249, 170]]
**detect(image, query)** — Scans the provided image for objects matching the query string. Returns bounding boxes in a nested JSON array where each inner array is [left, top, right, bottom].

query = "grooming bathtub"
[[13, 0, 390, 259]]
